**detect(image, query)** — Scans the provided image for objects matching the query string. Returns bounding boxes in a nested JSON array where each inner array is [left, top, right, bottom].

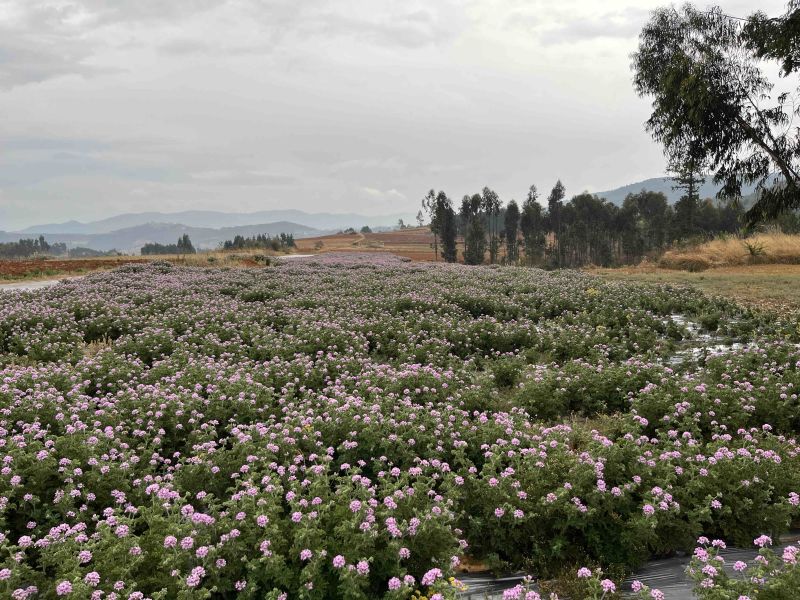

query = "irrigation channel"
[[459, 533, 800, 599], [1, 272, 792, 599]]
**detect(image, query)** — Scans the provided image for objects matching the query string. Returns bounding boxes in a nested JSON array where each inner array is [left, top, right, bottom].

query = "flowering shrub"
[[688, 535, 800, 598], [0, 255, 797, 597]]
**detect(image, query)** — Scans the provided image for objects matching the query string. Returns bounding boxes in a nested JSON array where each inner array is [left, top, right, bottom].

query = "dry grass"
[[590, 263, 800, 316], [660, 232, 800, 271]]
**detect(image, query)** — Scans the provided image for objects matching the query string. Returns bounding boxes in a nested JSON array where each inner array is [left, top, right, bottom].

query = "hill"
[[0, 221, 322, 254], [594, 176, 766, 205], [19, 210, 413, 235]]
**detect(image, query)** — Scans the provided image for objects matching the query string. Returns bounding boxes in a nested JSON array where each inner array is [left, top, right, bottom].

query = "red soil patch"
[[0, 258, 147, 279]]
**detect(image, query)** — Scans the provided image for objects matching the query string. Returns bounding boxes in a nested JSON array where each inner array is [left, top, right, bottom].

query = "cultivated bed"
[[0, 254, 798, 599]]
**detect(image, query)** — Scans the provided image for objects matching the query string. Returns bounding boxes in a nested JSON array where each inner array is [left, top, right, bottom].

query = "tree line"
[[0, 236, 67, 259], [141, 234, 196, 256], [422, 182, 751, 268], [221, 233, 296, 251]]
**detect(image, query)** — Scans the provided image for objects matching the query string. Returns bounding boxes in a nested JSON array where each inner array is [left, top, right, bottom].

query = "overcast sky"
[[0, 0, 788, 229]]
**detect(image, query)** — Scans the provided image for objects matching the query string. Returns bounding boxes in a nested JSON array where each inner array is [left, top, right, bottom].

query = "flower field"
[[2, 253, 800, 599]]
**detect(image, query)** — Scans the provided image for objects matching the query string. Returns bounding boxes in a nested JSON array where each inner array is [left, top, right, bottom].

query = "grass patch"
[[660, 232, 800, 270]]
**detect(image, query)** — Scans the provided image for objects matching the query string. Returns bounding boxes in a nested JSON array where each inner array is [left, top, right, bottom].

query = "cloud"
[[310, 8, 460, 49], [189, 170, 297, 186], [2, 0, 788, 230], [358, 186, 407, 206], [0, 1, 464, 89], [505, 6, 650, 46]]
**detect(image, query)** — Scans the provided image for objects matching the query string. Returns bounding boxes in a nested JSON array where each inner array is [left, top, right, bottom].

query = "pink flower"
[[186, 566, 205, 588], [577, 567, 591, 578], [56, 581, 72, 596], [754, 535, 772, 548], [300, 549, 313, 561], [421, 568, 442, 586]]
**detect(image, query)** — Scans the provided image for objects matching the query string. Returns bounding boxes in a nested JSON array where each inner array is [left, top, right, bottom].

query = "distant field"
[[0, 256, 148, 281], [295, 226, 439, 261], [0, 250, 289, 282]]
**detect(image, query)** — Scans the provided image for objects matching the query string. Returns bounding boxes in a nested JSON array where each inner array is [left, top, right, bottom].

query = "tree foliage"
[[222, 233, 295, 251], [503, 199, 520, 264], [0, 236, 66, 259], [142, 235, 196, 256], [632, 3, 800, 224]]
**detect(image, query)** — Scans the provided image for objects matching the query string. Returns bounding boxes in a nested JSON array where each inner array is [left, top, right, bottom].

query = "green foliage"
[[463, 218, 486, 265], [632, 3, 800, 225], [0, 236, 66, 259], [142, 235, 196, 255], [222, 233, 295, 251]]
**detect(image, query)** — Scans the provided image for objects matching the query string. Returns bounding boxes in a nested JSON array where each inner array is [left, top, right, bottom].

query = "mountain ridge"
[[19, 209, 414, 235], [0, 221, 323, 254], [592, 176, 768, 205]]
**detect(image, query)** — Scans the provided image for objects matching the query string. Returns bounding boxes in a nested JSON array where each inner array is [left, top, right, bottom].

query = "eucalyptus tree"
[[546, 181, 566, 267], [434, 191, 458, 262], [462, 193, 486, 265], [422, 189, 439, 260], [633, 3, 800, 224], [482, 187, 502, 263], [520, 185, 546, 265], [504, 199, 520, 264]]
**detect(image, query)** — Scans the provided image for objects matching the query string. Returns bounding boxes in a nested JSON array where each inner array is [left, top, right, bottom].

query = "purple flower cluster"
[[0, 257, 797, 598]]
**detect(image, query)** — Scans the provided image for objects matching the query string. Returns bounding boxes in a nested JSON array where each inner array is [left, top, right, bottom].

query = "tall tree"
[[422, 189, 439, 260], [459, 195, 472, 259], [547, 180, 566, 267], [434, 192, 458, 263], [482, 187, 501, 264], [177, 234, 195, 254], [504, 200, 520, 264], [464, 218, 486, 265], [670, 143, 706, 239], [632, 3, 800, 225], [520, 185, 546, 265], [462, 193, 486, 265], [621, 190, 671, 259]]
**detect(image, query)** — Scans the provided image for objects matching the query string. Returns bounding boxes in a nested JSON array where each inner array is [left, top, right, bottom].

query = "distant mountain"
[[20, 210, 413, 235], [1, 221, 322, 253], [594, 176, 767, 205]]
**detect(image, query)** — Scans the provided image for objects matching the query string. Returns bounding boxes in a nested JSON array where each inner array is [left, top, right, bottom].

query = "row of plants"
[[0, 255, 797, 598]]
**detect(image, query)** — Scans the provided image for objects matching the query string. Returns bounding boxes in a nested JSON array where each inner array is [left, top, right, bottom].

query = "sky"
[[0, 0, 789, 230]]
